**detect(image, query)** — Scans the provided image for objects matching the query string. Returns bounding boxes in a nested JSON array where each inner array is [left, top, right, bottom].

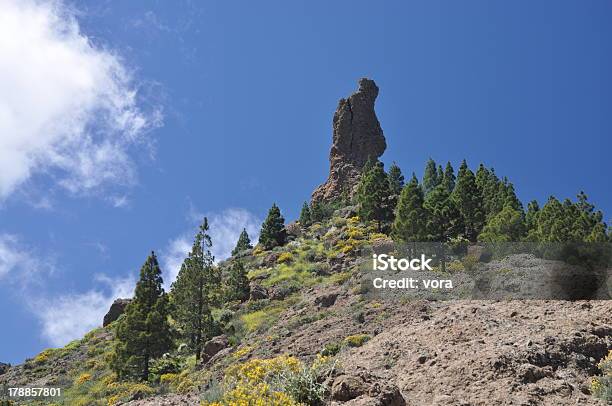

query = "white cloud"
[[161, 208, 261, 288], [31, 274, 135, 346], [0, 0, 161, 200], [161, 236, 191, 290], [208, 208, 261, 261], [0, 233, 54, 283], [0, 232, 134, 346]]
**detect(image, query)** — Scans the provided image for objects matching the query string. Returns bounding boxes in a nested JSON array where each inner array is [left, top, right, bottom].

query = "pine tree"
[[299, 202, 312, 227], [388, 162, 405, 197], [387, 162, 405, 211], [475, 163, 489, 193], [442, 162, 456, 193], [112, 252, 173, 381], [424, 183, 463, 242], [422, 158, 440, 196], [259, 203, 286, 249], [392, 174, 428, 242], [502, 182, 523, 212], [225, 261, 250, 302], [478, 204, 526, 242], [524, 200, 540, 240], [355, 161, 393, 231], [232, 228, 253, 256], [310, 200, 324, 223], [437, 165, 444, 185], [172, 218, 219, 362], [452, 160, 485, 242]]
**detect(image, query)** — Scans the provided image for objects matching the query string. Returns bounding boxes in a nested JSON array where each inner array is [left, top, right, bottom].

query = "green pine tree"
[[524, 200, 540, 240], [355, 161, 393, 231], [422, 158, 440, 196], [392, 174, 428, 242], [387, 162, 405, 211], [259, 203, 287, 249], [424, 184, 463, 242], [171, 218, 219, 362], [112, 252, 173, 381], [442, 162, 456, 193], [452, 160, 485, 242], [388, 162, 405, 196], [478, 204, 526, 242], [232, 228, 253, 256], [225, 261, 250, 302], [299, 202, 312, 227], [310, 200, 324, 223]]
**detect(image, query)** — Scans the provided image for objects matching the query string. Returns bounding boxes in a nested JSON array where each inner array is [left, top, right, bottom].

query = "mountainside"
[[1, 79, 611, 406]]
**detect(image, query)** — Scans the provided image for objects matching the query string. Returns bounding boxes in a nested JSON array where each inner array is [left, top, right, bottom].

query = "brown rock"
[[103, 298, 131, 327], [331, 375, 368, 401], [312, 78, 386, 203], [314, 292, 339, 308], [285, 221, 302, 238], [203, 335, 229, 358], [249, 283, 268, 301]]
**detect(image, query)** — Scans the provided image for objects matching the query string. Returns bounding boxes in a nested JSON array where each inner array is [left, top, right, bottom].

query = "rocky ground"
[[120, 299, 611, 406]]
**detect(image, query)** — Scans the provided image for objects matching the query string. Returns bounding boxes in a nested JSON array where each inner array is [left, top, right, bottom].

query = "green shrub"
[[344, 334, 371, 347], [149, 355, 183, 383], [321, 342, 342, 356], [591, 350, 612, 402], [277, 252, 294, 264]]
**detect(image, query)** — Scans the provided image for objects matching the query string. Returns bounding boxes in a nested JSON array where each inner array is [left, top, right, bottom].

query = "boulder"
[[314, 292, 339, 308], [285, 221, 302, 238], [369, 383, 406, 406], [203, 335, 229, 358], [312, 78, 386, 203], [262, 252, 280, 268], [249, 283, 269, 301], [103, 298, 131, 327], [0, 362, 9, 375], [331, 375, 368, 401]]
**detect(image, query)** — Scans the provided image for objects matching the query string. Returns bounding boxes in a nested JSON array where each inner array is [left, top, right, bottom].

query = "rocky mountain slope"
[[1, 79, 610, 406]]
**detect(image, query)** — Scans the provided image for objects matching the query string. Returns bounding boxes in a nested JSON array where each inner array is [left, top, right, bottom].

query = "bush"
[[321, 342, 342, 357], [149, 355, 183, 383], [344, 334, 371, 347], [34, 348, 54, 364], [277, 252, 294, 264], [591, 350, 612, 402], [202, 355, 334, 406], [74, 373, 92, 385]]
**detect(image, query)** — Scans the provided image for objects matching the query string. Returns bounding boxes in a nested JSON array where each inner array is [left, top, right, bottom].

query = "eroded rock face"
[[312, 78, 386, 203], [103, 298, 131, 327]]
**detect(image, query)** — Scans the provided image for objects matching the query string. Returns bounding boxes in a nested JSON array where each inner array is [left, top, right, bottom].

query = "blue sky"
[[0, 0, 610, 364]]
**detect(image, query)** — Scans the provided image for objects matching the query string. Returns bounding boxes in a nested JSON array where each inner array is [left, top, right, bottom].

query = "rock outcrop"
[[103, 298, 131, 327], [312, 78, 386, 203]]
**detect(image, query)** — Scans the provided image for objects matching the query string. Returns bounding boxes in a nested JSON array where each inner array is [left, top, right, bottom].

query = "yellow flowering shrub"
[[347, 216, 360, 226], [277, 252, 294, 264], [203, 355, 336, 406], [344, 334, 371, 347], [369, 232, 387, 241], [252, 245, 265, 257], [591, 350, 612, 402], [105, 382, 156, 405], [75, 372, 92, 385], [232, 345, 254, 360], [347, 228, 365, 239], [160, 373, 179, 386], [34, 348, 54, 363]]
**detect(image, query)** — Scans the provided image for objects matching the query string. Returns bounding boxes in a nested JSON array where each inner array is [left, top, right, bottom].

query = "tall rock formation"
[[312, 78, 386, 203]]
